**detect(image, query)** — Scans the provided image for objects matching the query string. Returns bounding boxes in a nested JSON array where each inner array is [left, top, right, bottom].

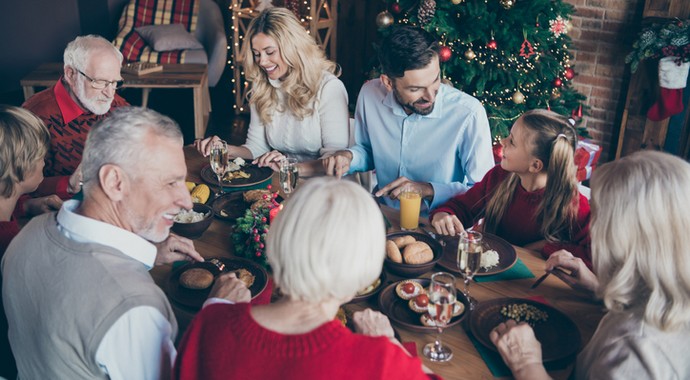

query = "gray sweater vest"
[[1, 213, 177, 379]]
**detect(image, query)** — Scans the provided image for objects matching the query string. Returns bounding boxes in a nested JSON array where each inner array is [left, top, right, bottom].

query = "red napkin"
[[526, 295, 549, 305]]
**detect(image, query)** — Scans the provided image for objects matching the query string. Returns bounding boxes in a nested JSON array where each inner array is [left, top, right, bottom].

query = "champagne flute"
[[279, 158, 299, 197], [422, 272, 457, 362], [209, 140, 228, 197], [457, 230, 482, 309]]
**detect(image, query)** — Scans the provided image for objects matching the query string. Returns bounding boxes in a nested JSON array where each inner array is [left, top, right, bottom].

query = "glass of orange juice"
[[399, 187, 422, 230]]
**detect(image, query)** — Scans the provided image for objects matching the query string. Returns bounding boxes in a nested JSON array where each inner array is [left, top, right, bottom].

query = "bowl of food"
[[384, 232, 443, 277], [171, 203, 213, 239], [350, 271, 387, 303]]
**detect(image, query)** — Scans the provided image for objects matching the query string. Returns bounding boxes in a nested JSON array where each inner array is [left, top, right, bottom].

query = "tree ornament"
[[487, 39, 498, 50], [512, 90, 525, 104], [564, 67, 575, 80], [390, 2, 402, 14], [464, 48, 476, 60], [492, 139, 503, 163], [551, 88, 561, 100], [417, 0, 436, 26], [376, 11, 395, 29], [552, 77, 563, 88], [439, 46, 452, 62], [499, 0, 515, 10], [451, 0, 464, 4], [519, 38, 535, 58], [549, 16, 571, 37]]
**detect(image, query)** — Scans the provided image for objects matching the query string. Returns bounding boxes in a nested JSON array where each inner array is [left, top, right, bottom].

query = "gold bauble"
[[464, 48, 476, 60], [512, 90, 525, 104], [551, 88, 561, 100], [376, 11, 395, 29], [500, 0, 515, 9], [451, 0, 464, 4]]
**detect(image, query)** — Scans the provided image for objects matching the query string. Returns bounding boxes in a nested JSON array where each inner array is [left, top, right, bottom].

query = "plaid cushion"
[[113, 0, 199, 64]]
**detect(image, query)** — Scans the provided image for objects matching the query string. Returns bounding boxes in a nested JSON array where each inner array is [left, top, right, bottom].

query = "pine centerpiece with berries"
[[232, 187, 282, 270]]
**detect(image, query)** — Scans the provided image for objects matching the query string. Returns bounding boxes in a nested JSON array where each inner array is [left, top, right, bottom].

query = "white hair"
[[81, 107, 182, 192], [590, 150, 690, 331], [266, 177, 386, 302], [63, 34, 123, 72]]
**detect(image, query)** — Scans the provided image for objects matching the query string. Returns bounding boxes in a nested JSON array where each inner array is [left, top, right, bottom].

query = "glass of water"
[[279, 158, 299, 197]]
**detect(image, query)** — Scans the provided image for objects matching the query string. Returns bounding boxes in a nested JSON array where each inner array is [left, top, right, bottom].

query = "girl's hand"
[[193, 136, 221, 157], [431, 212, 464, 236], [253, 150, 285, 172], [545, 250, 599, 295]]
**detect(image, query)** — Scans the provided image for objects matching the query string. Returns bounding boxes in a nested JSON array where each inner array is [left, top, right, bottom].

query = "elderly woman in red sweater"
[[174, 177, 439, 380]]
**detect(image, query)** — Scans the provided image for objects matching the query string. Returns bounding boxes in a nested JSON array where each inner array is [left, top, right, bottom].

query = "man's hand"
[[154, 234, 204, 266], [68, 163, 83, 194], [253, 150, 285, 172], [208, 272, 251, 303], [23, 195, 63, 216], [490, 320, 549, 380], [375, 177, 433, 200], [545, 250, 598, 295], [322, 150, 353, 179], [431, 212, 464, 237], [353, 309, 395, 338]]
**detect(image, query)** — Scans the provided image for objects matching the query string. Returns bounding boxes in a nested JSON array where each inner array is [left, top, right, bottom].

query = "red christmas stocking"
[[647, 57, 690, 121]]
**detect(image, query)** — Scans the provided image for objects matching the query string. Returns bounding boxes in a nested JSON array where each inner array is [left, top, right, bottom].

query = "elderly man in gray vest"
[[2, 107, 250, 379]]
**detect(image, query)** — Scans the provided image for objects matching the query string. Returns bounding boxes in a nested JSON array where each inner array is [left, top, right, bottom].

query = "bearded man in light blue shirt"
[[324, 26, 494, 213]]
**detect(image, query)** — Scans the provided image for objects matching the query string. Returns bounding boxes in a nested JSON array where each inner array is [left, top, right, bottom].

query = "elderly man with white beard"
[[23, 35, 129, 199]]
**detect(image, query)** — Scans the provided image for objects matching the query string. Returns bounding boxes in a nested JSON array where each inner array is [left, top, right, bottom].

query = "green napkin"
[[469, 331, 574, 377], [474, 258, 534, 283], [221, 178, 272, 193]]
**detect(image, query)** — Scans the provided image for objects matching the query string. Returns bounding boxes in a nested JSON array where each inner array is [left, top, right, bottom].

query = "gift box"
[[574, 139, 601, 182]]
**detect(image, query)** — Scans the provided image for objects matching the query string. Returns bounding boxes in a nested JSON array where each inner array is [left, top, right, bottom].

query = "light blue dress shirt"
[[348, 78, 494, 212]]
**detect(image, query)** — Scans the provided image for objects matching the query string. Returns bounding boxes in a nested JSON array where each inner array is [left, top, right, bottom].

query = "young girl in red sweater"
[[430, 109, 591, 267]]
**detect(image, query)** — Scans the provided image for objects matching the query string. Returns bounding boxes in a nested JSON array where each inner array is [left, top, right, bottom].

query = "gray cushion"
[[135, 24, 203, 52]]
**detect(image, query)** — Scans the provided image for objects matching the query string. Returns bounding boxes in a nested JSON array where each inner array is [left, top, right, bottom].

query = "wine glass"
[[209, 140, 228, 197], [457, 230, 483, 309], [279, 158, 299, 197], [422, 272, 457, 362]]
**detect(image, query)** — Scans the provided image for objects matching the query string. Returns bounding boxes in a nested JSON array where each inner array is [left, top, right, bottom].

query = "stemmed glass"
[[423, 272, 457, 362], [457, 230, 483, 309], [209, 139, 228, 197], [279, 158, 299, 197]]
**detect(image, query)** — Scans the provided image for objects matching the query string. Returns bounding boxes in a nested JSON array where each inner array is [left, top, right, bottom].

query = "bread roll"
[[392, 235, 416, 249], [243, 189, 271, 203], [179, 268, 214, 289], [402, 241, 433, 264], [386, 240, 403, 263], [236, 268, 255, 287]]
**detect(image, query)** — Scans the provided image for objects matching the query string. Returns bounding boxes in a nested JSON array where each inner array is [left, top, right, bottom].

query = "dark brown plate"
[[469, 297, 582, 362], [210, 192, 247, 221], [200, 164, 273, 188], [437, 233, 517, 276], [167, 257, 268, 310], [378, 278, 468, 333], [349, 271, 388, 303]]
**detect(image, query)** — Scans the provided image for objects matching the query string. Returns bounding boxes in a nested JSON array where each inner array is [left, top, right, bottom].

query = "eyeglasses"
[[76, 69, 124, 90]]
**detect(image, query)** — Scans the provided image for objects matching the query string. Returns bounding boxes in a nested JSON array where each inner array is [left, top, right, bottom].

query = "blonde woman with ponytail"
[[194, 7, 349, 177], [430, 109, 591, 267]]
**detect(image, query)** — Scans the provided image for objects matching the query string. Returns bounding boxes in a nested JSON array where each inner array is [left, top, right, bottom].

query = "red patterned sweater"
[[22, 79, 128, 197], [174, 303, 441, 380], [431, 165, 591, 268]]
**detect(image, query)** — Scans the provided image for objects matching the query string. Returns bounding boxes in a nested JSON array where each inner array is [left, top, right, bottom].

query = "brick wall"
[[567, 0, 645, 162]]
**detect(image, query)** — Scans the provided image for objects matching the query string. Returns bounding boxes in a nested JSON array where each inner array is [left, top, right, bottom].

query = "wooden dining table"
[[150, 146, 606, 380]]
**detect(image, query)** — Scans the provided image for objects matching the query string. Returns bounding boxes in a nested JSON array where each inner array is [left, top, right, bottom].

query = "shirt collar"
[[56, 200, 157, 269], [381, 82, 446, 119], [53, 77, 86, 124]]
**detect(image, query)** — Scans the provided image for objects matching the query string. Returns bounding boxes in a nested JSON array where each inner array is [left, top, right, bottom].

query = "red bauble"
[[492, 141, 503, 164], [390, 2, 401, 14], [553, 77, 563, 88], [439, 46, 452, 62], [564, 68, 575, 80], [487, 39, 498, 50]]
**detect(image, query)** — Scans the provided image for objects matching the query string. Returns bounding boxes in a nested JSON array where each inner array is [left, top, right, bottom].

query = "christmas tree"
[[377, 0, 587, 140]]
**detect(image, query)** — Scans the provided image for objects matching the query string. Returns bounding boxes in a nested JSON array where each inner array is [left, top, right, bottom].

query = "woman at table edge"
[[173, 177, 438, 379], [194, 7, 349, 178], [491, 150, 690, 380]]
